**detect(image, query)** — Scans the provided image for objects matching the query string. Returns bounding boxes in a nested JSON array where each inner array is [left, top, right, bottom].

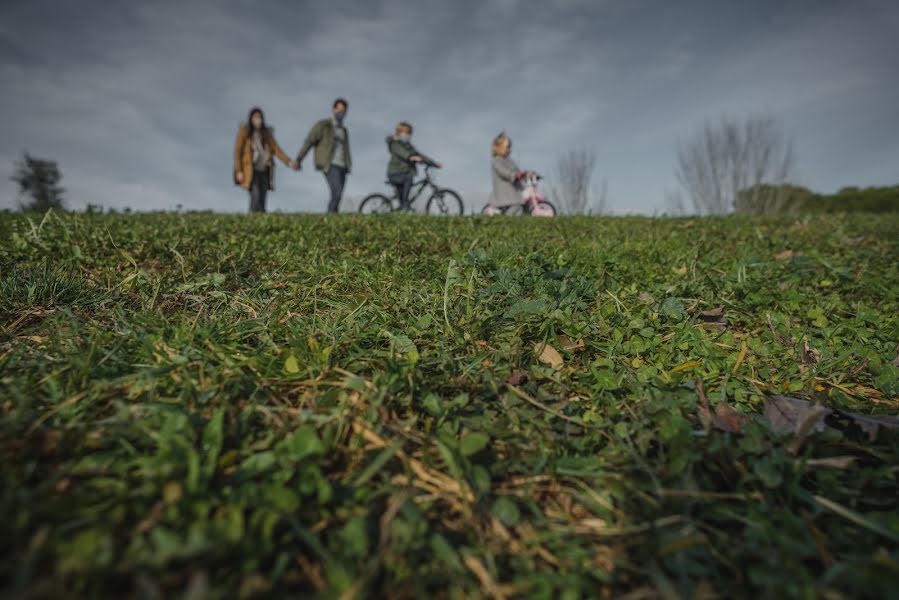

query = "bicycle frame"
[[483, 173, 554, 216], [361, 165, 462, 215], [390, 167, 438, 208]]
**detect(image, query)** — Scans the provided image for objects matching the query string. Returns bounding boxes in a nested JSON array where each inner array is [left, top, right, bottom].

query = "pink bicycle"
[[481, 172, 556, 216]]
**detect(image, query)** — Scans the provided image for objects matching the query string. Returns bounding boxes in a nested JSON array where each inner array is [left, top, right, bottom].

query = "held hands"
[[290, 161, 300, 170]]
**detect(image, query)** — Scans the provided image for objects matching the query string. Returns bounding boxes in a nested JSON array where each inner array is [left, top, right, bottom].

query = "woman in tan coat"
[[233, 107, 297, 213]]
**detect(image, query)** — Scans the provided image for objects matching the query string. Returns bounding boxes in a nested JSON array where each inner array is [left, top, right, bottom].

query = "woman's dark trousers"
[[249, 170, 268, 213]]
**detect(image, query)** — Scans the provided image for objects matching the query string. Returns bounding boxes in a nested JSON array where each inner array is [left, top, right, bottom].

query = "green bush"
[[805, 185, 899, 213], [735, 184, 899, 213]]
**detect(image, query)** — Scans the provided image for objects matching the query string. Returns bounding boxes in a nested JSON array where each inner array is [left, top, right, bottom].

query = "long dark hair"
[[247, 107, 270, 146]]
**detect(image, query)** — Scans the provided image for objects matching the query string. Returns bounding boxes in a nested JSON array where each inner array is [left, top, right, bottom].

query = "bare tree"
[[675, 113, 795, 215], [551, 149, 596, 215], [11, 153, 65, 212]]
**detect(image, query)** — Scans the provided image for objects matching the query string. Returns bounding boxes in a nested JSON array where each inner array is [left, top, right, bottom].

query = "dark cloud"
[[1, 0, 897, 214]]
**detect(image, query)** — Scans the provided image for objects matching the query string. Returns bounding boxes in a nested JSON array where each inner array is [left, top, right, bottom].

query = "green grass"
[[1, 210, 898, 598]]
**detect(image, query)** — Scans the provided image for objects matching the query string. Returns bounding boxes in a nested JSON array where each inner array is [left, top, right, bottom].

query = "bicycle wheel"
[[533, 200, 556, 217], [359, 194, 395, 214], [426, 189, 464, 216]]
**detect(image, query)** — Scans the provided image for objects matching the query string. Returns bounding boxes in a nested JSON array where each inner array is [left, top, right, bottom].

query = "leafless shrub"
[[675, 113, 796, 215]]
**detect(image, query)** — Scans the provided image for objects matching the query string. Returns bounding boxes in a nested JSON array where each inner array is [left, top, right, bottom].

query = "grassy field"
[[1, 210, 898, 599]]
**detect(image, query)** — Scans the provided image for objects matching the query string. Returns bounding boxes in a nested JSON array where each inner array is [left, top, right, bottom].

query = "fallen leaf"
[[763, 394, 899, 442], [535, 343, 563, 370], [831, 412, 899, 442], [712, 403, 749, 433], [763, 395, 831, 435], [786, 404, 831, 455], [560, 336, 585, 351], [695, 306, 727, 332], [506, 370, 528, 386], [774, 249, 796, 261], [699, 306, 724, 319], [638, 292, 656, 304]]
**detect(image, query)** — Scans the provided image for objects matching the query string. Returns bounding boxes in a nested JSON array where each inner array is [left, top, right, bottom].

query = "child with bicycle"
[[484, 132, 554, 216], [490, 132, 529, 215], [386, 122, 441, 211]]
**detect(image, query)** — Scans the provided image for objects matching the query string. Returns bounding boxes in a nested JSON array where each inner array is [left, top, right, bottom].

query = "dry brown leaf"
[[763, 394, 899, 443], [833, 412, 899, 442], [763, 395, 831, 435], [699, 306, 724, 319], [787, 404, 831, 455], [774, 249, 796, 261], [535, 343, 564, 370], [560, 337, 585, 351], [506, 370, 528, 386], [712, 403, 749, 433]]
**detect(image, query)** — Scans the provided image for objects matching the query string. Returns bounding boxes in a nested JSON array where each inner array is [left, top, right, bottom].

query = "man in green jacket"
[[386, 121, 441, 211], [295, 98, 352, 213]]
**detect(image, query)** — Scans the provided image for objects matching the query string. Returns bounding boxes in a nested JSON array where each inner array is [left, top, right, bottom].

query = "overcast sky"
[[1, 0, 897, 214]]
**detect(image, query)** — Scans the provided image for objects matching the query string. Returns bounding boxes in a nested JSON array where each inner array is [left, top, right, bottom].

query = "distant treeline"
[[735, 184, 899, 214]]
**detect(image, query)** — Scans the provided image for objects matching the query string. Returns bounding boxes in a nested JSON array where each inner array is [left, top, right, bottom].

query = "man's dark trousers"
[[325, 165, 347, 213]]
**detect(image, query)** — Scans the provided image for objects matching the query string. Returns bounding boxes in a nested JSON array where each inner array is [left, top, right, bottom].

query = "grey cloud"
[[1, 0, 897, 214]]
